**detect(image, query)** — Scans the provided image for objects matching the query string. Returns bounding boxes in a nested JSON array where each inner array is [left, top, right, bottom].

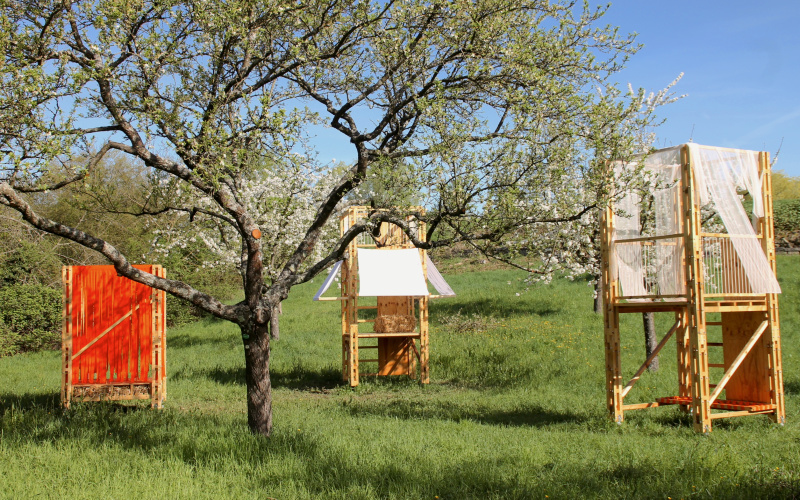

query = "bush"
[[0, 284, 62, 356], [773, 199, 800, 233]]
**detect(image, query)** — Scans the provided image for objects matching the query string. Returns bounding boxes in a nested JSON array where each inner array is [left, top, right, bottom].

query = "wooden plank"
[[709, 320, 769, 405], [619, 294, 687, 300], [710, 410, 773, 420], [700, 232, 761, 239], [358, 332, 421, 339], [622, 402, 661, 410]]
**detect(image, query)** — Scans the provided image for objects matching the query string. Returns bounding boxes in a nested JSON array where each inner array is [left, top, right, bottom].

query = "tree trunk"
[[242, 319, 273, 436], [642, 312, 659, 372], [593, 279, 603, 314]]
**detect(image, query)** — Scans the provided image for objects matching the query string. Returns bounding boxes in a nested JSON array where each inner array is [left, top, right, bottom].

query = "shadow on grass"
[[784, 379, 800, 395], [430, 297, 562, 321], [2, 391, 797, 499], [341, 397, 585, 428], [168, 332, 236, 349], [200, 365, 343, 391], [0, 391, 61, 411]]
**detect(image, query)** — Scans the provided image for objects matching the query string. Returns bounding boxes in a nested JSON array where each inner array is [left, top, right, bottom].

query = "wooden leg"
[[604, 307, 623, 423], [689, 314, 712, 433], [675, 311, 691, 412]]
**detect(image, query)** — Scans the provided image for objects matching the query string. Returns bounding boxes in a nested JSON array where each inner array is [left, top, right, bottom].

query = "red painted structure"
[[61, 265, 166, 408]]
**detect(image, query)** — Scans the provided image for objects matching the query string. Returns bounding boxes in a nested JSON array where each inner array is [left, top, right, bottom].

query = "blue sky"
[[602, 0, 800, 176], [313, 1, 800, 178]]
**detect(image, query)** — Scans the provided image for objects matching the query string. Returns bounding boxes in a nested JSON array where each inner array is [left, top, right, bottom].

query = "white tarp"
[[426, 255, 456, 296], [358, 248, 430, 297], [312, 260, 343, 301]]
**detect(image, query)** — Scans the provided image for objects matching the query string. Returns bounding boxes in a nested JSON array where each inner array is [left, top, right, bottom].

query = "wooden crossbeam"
[[72, 305, 140, 360], [613, 233, 684, 244], [708, 320, 769, 406], [621, 320, 681, 399]]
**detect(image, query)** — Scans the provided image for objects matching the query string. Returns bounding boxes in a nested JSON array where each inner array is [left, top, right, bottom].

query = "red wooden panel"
[[69, 265, 157, 385]]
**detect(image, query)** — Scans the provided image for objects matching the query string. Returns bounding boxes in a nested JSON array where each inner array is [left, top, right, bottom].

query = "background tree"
[[1, 0, 671, 435]]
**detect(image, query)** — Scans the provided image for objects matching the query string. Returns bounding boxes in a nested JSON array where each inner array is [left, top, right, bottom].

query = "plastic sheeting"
[[425, 255, 456, 296], [313, 260, 343, 300], [358, 248, 430, 296], [312, 253, 456, 299]]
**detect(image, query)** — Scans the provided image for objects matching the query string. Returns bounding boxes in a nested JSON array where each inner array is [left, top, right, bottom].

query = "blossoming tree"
[[1, 0, 673, 435]]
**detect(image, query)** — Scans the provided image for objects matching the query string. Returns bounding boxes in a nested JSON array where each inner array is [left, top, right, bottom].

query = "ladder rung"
[[357, 306, 378, 310], [358, 332, 420, 339], [706, 321, 723, 326], [359, 358, 379, 363], [357, 319, 375, 323], [358, 345, 378, 349], [708, 342, 724, 347], [709, 363, 725, 368]]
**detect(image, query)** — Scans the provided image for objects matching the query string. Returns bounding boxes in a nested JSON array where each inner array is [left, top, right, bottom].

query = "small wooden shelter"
[[62, 265, 167, 408], [601, 144, 784, 432], [314, 206, 455, 386]]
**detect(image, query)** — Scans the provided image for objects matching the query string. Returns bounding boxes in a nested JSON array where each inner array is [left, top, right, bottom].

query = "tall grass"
[[1, 257, 799, 499]]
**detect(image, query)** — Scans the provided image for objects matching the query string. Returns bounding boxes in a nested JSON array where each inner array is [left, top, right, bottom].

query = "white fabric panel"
[[313, 260, 343, 300], [689, 144, 780, 293], [653, 162, 685, 295], [425, 255, 455, 296], [358, 248, 430, 297], [612, 148, 684, 297], [613, 162, 646, 296]]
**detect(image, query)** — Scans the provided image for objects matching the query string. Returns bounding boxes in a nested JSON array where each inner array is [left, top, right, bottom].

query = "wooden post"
[[600, 206, 624, 423], [675, 310, 692, 410], [683, 145, 712, 433], [61, 266, 73, 409], [759, 152, 786, 424]]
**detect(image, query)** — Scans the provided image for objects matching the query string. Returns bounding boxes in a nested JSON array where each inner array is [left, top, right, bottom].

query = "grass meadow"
[[1, 256, 799, 499]]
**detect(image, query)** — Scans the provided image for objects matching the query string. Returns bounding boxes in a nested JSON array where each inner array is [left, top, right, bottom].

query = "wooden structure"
[[601, 144, 784, 433], [317, 206, 434, 386], [62, 265, 167, 408]]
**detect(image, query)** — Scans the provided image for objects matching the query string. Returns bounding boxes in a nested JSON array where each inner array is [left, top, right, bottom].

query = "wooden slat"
[[358, 332, 421, 339], [701, 232, 761, 239]]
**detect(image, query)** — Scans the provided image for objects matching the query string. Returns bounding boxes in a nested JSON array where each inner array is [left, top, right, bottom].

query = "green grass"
[[1, 257, 799, 499]]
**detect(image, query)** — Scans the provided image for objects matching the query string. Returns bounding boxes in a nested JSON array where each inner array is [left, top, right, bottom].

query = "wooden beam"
[[613, 233, 684, 244], [72, 305, 140, 360], [621, 320, 680, 398]]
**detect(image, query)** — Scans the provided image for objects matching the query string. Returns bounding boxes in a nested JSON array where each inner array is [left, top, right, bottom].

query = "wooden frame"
[[601, 145, 785, 432], [62, 265, 167, 409], [339, 206, 430, 387]]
